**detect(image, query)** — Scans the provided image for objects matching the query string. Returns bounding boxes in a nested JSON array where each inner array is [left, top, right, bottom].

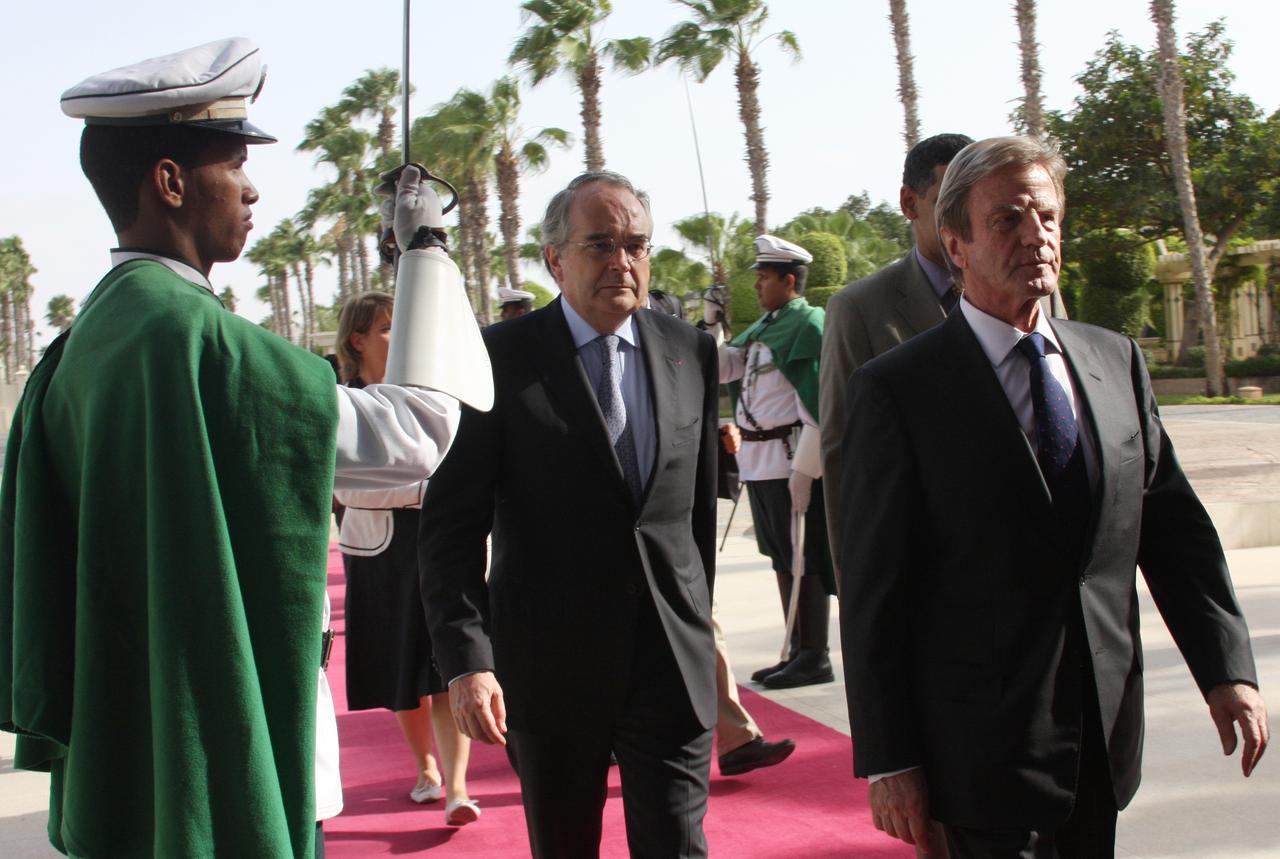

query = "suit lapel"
[[1050, 322, 1112, 560], [532, 300, 634, 501], [634, 310, 675, 508], [895, 254, 947, 337]]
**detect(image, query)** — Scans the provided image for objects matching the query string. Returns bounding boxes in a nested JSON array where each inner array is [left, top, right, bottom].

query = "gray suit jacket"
[[820, 254, 943, 571], [820, 253, 1068, 571]]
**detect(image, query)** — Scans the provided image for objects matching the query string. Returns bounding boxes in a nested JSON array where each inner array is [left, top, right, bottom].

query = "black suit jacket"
[[839, 309, 1257, 829], [419, 298, 719, 735]]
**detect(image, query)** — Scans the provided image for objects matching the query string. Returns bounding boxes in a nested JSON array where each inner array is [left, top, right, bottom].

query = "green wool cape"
[[0, 260, 339, 858], [727, 297, 825, 421]]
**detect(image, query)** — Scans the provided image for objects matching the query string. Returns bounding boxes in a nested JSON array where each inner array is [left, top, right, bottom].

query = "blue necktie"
[[1015, 333, 1091, 552], [596, 335, 644, 503]]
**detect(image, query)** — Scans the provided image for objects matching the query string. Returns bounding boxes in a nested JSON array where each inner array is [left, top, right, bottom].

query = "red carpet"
[[323, 547, 911, 857]]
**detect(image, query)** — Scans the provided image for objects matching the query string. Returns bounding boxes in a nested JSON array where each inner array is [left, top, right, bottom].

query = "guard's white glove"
[[379, 195, 395, 241], [394, 164, 444, 254], [702, 285, 727, 326], [789, 470, 814, 515]]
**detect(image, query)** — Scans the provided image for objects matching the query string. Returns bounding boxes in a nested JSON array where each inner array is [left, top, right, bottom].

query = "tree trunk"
[[355, 234, 371, 294], [291, 262, 310, 349], [888, 0, 922, 150], [1151, 0, 1223, 394], [1, 292, 11, 382], [578, 51, 605, 172], [279, 272, 295, 342], [454, 197, 478, 312], [467, 174, 494, 324], [1014, 0, 1046, 138], [496, 144, 523, 294], [379, 107, 396, 158], [335, 230, 351, 300], [304, 258, 318, 343], [734, 54, 770, 236]]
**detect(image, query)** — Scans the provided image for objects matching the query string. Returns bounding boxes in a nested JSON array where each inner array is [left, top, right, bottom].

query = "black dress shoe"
[[760, 648, 833, 689], [751, 658, 792, 684], [718, 737, 797, 776]]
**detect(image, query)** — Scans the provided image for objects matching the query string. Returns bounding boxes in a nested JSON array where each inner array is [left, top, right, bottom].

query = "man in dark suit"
[[839, 136, 1268, 858], [419, 172, 719, 858]]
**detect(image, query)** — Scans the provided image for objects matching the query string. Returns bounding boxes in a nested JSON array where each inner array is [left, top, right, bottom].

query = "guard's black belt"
[[736, 421, 801, 442]]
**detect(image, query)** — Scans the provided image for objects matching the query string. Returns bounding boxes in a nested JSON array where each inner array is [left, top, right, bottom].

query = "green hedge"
[[1147, 364, 1204, 379], [805, 286, 839, 309], [1226, 355, 1280, 378]]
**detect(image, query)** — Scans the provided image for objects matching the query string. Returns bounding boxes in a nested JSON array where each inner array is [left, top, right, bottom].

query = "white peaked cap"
[[61, 37, 275, 142], [498, 287, 535, 305], [752, 234, 813, 267]]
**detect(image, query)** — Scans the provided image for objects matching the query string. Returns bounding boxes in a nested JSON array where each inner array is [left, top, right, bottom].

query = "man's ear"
[[899, 184, 919, 222], [544, 244, 563, 285], [151, 159, 185, 210], [940, 226, 965, 271]]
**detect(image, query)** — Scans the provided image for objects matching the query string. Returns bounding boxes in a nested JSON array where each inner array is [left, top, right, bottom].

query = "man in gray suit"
[[819, 134, 972, 571]]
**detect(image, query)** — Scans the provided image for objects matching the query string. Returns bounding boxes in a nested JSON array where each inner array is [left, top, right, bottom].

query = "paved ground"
[[2, 407, 1279, 856]]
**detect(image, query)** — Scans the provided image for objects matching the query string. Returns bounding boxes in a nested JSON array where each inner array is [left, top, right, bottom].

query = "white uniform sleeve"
[[711, 323, 746, 383], [333, 480, 427, 510], [792, 423, 823, 479], [333, 384, 460, 490]]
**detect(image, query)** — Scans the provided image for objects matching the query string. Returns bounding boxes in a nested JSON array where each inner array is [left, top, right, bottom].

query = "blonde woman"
[[334, 291, 478, 826]]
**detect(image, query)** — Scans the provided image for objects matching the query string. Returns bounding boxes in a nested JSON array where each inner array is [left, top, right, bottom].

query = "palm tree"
[[1150, 0, 1224, 394], [0, 236, 36, 379], [217, 287, 238, 314], [1014, 0, 1046, 138], [509, 0, 651, 172], [245, 231, 294, 341], [887, 0, 921, 150], [46, 295, 76, 332], [297, 104, 375, 298], [338, 68, 401, 158], [656, 0, 800, 235]]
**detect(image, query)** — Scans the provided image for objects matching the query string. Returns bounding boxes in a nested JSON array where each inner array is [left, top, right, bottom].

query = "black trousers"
[[506, 602, 712, 858], [744, 477, 835, 594], [943, 620, 1118, 859]]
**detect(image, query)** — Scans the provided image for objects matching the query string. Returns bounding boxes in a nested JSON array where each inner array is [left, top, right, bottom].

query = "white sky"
[[3, 0, 1277, 346]]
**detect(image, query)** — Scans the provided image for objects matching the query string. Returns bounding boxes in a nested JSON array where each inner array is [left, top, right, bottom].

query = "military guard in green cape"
[[0, 38, 492, 859], [705, 235, 835, 689]]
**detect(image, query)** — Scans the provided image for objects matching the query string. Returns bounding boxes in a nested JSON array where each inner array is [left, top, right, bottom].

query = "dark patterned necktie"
[[1015, 333, 1091, 552], [596, 335, 644, 502], [941, 283, 963, 315]]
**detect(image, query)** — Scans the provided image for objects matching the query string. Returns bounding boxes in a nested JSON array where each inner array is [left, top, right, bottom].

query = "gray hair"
[[935, 136, 1066, 281], [540, 171, 652, 274]]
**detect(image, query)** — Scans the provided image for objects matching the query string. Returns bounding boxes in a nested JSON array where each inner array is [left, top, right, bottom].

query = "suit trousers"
[[942, 613, 1118, 859], [712, 601, 761, 756], [506, 597, 712, 859]]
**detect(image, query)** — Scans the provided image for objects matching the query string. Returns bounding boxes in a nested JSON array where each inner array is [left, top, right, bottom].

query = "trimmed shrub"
[[1226, 355, 1280, 377], [1076, 231, 1155, 337], [795, 231, 847, 290], [805, 286, 839, 309]]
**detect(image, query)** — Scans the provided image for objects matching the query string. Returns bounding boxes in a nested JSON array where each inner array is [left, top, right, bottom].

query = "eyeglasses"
[[566, 237, 653, 261]]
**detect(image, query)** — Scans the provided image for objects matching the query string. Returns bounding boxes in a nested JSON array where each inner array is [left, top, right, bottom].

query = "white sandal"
[[445, 797, 481, 826], [409, 780, 443, 804]]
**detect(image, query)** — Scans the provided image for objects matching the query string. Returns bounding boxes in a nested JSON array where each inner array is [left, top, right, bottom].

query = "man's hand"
[[449, 671, 508, 746], [702, 285, 727, 326], [789, 469, 813, 515], [720, 423, 741, 456], [869, 769, 931, 850], [1207, 682, 1269, 776]]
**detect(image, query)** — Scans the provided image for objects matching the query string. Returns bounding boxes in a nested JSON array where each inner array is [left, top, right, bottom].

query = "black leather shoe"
[[751, 658, 792, 684], [760, 649, 833, 689], [718, 737, 796, 776]]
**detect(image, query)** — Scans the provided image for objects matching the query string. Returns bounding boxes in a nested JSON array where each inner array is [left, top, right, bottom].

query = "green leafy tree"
[[1047, 21, 1280, 376], [649, 247, 711, 298], [46, 294, 76, 332], [509, 0, 651, 172], [794, 232, 846, 308], [656, 0, 800, 234], [522, 281, 555, 309]]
